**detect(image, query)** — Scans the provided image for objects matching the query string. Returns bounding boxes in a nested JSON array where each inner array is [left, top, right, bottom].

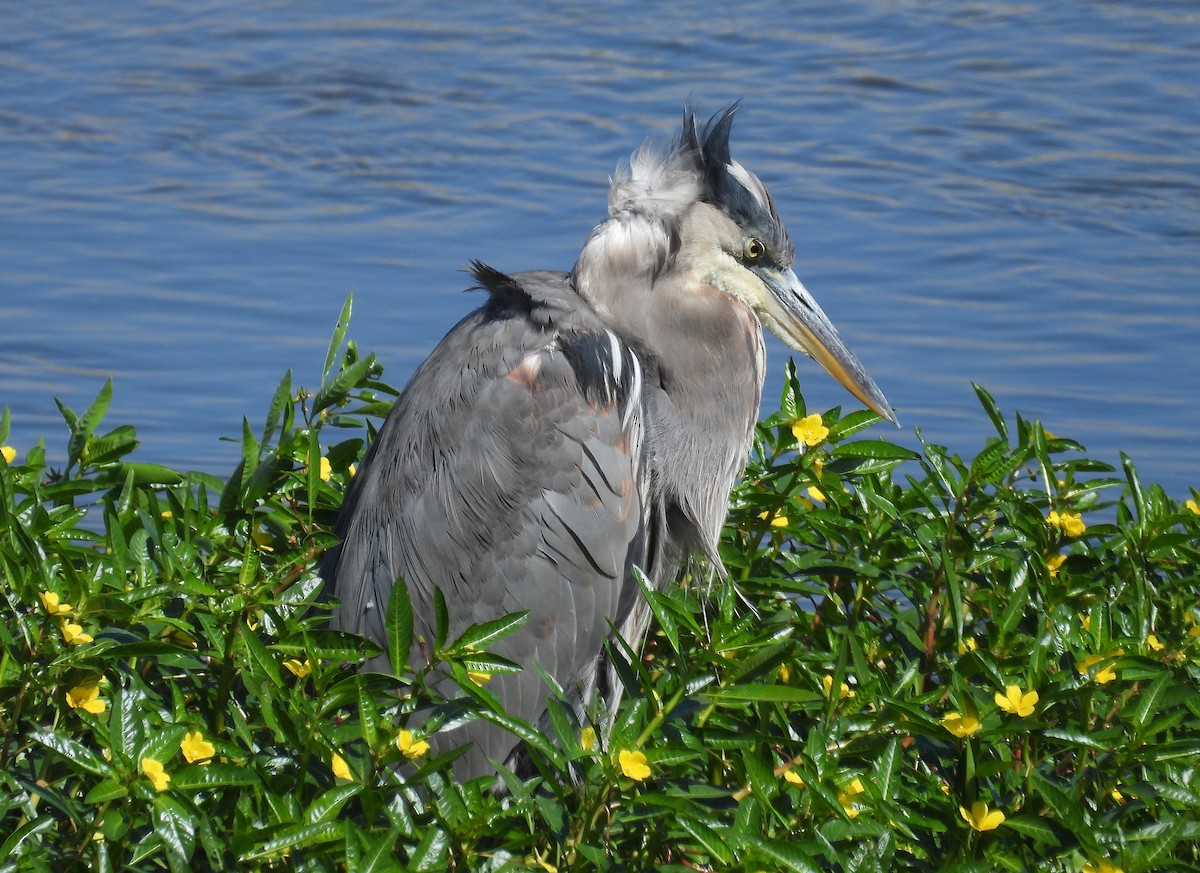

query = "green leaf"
[[313, 354, 376, 417], [831, 439, 920, 462], [1128, 817, 1190, 871], [0, 815, 56, 857], [634, 566, 680, 654], [323, 294, 354, 382], [171, 764, 262, 791], [1131, 672, 1171, 734], [1122, 452, 1146, 526], [433, 586, 449, 651], [381, 573, 415, 676], [152, 795, 197, 873], [701, 684, 819, 704], [447, 609, 529, 654], [1041, 728, 1110, 752], [359, 826, 403, 873], [239, 821, 344, 862], [677, 815, 734, 866], [874, 737, 901, 802], [306, 784, 362, 824], [742, 831, 822, 873], [827, 409, 883, 442], [1003, 815, 1059, 846], [408, 825, 450, 872], [107, 683, 139, 765], [261, 370, 293, 450], [84, 778, 129, 804], [29, 729, 112, 777], [973, 382, 1008, 440], [969, 438, 1011, 485], [79, 378, 114, 446], [239, 620, 283, 687]]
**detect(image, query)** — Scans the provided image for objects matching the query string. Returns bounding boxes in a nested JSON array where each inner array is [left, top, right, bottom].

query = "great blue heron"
[[323, 105, 895, 780]]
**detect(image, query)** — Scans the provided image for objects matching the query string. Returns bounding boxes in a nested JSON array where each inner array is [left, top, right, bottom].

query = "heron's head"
[[678, 105, 897, 425], [574, 104, 896, 425]]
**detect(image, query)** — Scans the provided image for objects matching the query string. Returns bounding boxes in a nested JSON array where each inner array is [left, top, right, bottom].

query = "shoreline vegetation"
[[2, 301, 1198, 871]]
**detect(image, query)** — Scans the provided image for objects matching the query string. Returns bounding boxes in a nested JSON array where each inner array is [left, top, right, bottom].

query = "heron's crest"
[[686, 105, 793, 263], [573, 104, 793, 306]]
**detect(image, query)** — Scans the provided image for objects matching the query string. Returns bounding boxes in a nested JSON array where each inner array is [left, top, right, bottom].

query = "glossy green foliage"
[[1, 311, 1198, 871]]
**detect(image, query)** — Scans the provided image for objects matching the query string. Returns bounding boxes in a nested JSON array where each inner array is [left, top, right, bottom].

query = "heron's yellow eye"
[[744, 239, 765, 261]]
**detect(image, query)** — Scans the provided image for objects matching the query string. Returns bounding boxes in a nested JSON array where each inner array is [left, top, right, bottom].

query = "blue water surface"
[[2, 2, 1198, 497]]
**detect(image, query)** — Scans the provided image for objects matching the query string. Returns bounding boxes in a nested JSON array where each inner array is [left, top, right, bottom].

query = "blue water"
[[2, 2, 1198, 497]]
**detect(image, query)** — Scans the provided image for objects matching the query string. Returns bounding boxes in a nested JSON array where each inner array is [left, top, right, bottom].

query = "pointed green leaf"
[[742, 831, 821, 873], [972, 382, 1007, 440], [433, 587, 449, 650], [261, 370, 293, 450], [380, 573, 413, 674], [313, 354, 376, 417], [29, 729, 112, 777], [323, 295, 354, 382], [171, 763, 261, 790], [445, 611, 533, 655], [80, 378, 113, 442], [633, 566, 680, 654]]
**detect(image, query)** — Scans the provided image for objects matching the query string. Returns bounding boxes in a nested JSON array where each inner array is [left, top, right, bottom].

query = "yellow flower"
[[807, 486, 827, 503], [822, 674, 856, 700], [1082, 859, 1124, 873], [319, 456, 332, 482], [60, 619, 94, 645], [397, 730, 430, 760], [1110, 786, 1126, 804], [838, 777, 865, 818], [618, 749, 651, 781], [1076, 651, 1123, 684], [580, 726, 596, 751], [180, 730, 215, 763], [941, 711, 982, 738], [467, 670, 492, 685], [348, 463, 357, 477], [1190, 624, 1200, 638], [283, 658, 312, 679], [1146, 634, 1164, 652], [1185, 498, 1199, 515], [792, 413, 829, 447], [331, 752, 352, 781], [957, 637, 978, 655], [39, 591, 72, 616], [758, 509, 789, 528], [160, 510, 174, 520], [66, 683, 106, 714], [959, 800, 1004, 831], [994, 685, 1038, 717], [783, 768, 805, 787], [1047, 509, 1086, 537], [141, 757, 170, 792], [1046, 554, 1066, 578], [1, 445, 16, 464]]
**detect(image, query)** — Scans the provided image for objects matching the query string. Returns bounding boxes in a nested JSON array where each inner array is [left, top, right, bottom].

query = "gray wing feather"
[[324, 269, 647, 778]]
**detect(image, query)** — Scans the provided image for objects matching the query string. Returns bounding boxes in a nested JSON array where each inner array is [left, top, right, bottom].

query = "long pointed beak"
[[756, 266, 898, 425]]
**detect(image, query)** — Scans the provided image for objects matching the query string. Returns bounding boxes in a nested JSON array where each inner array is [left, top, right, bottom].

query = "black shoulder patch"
[[560, 330, 643, 417]]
